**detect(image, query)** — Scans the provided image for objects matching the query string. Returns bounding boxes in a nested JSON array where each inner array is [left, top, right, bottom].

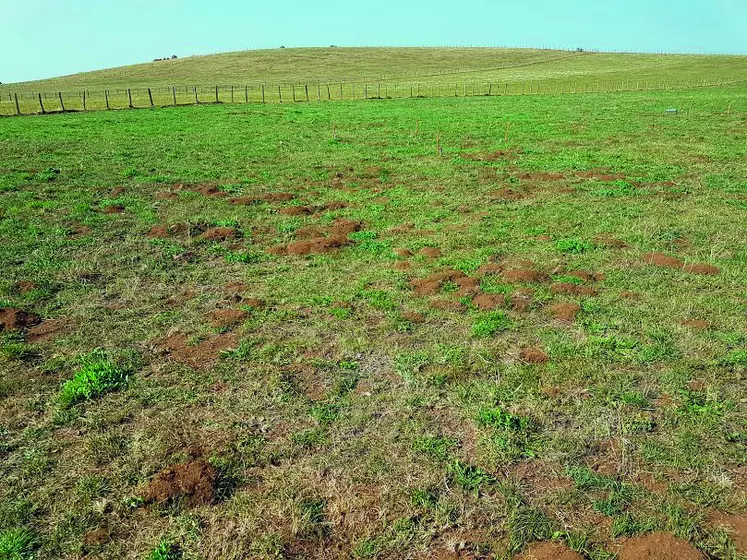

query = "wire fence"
[[1, 76, 744, 117]]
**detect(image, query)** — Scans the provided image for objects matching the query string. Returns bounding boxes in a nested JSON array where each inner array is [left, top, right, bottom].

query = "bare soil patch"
[[27, 319, 69, 343], [197, 227, 238, 241], [411, 270, 466, 296], [13, 281, 37, 294], [102, 204, 125, 214], [156, 333, 238, 368], [517, 171, 565, 181], [491, 188, 525, 201], [285, 235, 351, 256], [156, 191, 178, 200], [682, 319, 711, 330], [419, 247, 442, 259], [594, 235, 628, 248], [565, 270, 605, 282], [401, 311, 425, 323], [472, 293, 505, 310], [395, 248, 413, 258], [683, 263, 720, 275], [511, 288, 535, 312], [710, 512, 747, 553], [503, 269, 549, 283], [519, 348, 549, 364], [616, 532, 703, 560], [210, 309, 249, 329], [476, 263, 503, 276], [515, 542, 583, 560], [642, 252, 684, 269], [142, 459, 218, 507], [549, 303, 581, 322], [393, 261, 411, 271], [279, 206, 313, 216], [0, 308, 42, 331]]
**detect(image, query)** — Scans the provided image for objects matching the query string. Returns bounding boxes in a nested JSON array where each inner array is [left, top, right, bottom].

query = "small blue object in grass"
[[665, 108, 678, 115]]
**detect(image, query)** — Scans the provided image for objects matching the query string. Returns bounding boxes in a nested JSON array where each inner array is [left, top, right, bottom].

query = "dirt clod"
[[279, 206, 313, 216], [419, 247, 442, 259], [616, 532, 703, 560], [330, 219, 362, 236], [516, 542, 583, 560], [197, 227, 237, 241], [411, 270, 466, 296], [286, 235, 351, 255], [142, 459, 218, 507], [395, 248, 413, 258], [0, 308, 42, 331]]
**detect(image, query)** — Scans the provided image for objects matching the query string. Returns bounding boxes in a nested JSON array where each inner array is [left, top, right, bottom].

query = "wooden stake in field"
[[58, 92, 65, 112], [148, 88, 154, 107], [14, 93, 20, 115], [261, 84, 265, 104], [278, 85, 282, 103], [172, 87, 177, 106], [194, 86, 198, 104], [305, 84, 309, 102], [105, 89, 110, 110], [231, 86, 234, 104], [215, 85, 219, 103], [504, 120, 511, 143], [245, 85, 248, 103], [83, 90, 87, 111], [127, 89, 133, 108], [38, 93, 45, 114]]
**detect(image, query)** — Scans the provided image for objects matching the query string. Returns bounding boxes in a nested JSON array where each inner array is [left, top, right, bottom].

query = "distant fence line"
[[1, 77, 744, 117]]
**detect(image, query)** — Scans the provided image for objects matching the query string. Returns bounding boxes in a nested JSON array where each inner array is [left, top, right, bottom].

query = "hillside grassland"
[[0, 83, 746, 560]]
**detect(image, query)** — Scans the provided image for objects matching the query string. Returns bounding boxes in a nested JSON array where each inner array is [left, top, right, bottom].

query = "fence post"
[[127, 89, 133, 108], [245, 85, 248, 103], [172, 86, 177, 106], [261, 84, 265, 104], [378, 83, 381, 98], [340, 83, 343, 100], [215, 85, 219, 103], [38, 93, 45, 114], [14, 93, 20, 115], [305, 84, 309, 102], [194, 86, 198, 104], [231, 86, 234, 104], [278, 85, 282, 103], [58, 92, 65, 112], [83, 90, 87, 111], [148, 88, 154, 107], [364, 84, 368, 99], [327, 84, 331, 100], [292, 85, 296, 102], [105, 89, 110, 109]]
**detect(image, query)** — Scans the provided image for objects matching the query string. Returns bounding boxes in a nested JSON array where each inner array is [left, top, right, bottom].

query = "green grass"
[[0, 82, 745, 559]]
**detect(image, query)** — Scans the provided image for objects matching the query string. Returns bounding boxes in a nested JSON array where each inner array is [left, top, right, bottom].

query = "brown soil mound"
[[683, 263, 720, 275], [682, 319, 710, 330], [157, 333, 237, 368], [419, 247, 442, 259], [156, 191, 178, 200], [0, 308, 42, 331], [83, 527, 110, 547], [711, 513, 747, 553], [395, 248, 413, 258], [27, 319, 68, 342], [110, 187, 125, 197], [198, 227, 238, 241], [279, 206, 313, 216], [551, 283, 599, 296], [323, 201, 347, 211], [13, 281, 37, 294], [286, 235, 350, 256], [295, 225, 324, 239], [263, 192, 295, 202], [490, 188, 524, 201], [142, 459, 218, 507], [616, 532, 703, 560], [429, 299, 464, 312], [195, 185, 226, 197], [455, 276, 480, 296], [566, 270, 605, 282], [410, 270, 466, 296], [576, 169, 625, 181], [519, 348, 549, 364], [210, 309, 249, 329], [224, 282, 247, 295], [476, 263, 503, 276], [148, 225, 170, 238], [401, 312, 425, 323], [393, 261, 411, 271], [511, 288, 535, 312], [67, 224, 92, 238], [102, 204, 125, 214], [473, 294, 506, 310], [549, 303, 581, 322], [594, 235, 628, 248], [243, 298, 265, 309], [643, 252, 684, 269], [518, 172, 565, 181], [504, 269, 549, 283], [330, 219, 362, 236], [516, 542, 583, 560]]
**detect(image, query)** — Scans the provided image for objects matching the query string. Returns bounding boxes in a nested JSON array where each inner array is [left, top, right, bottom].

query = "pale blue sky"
[[2, 0, 746, 83]]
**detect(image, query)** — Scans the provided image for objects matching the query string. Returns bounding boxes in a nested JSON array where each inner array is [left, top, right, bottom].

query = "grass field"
[[0, 65, 746, 559]]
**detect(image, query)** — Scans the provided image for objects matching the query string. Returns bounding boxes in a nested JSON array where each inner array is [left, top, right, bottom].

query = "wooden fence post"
[[261, 84, 265, 104], [194, 86, 198, 104], [488, 83, 492, 96], [105, 89, 110, 109], [38, 93, 45, 114], [292, 85, 296, 102], [305, 84, 309, 102], [245, 85, 248, 103], [58, 92, 65, 112], [148, 88, 154, 107], [278, 85, 282, 103], [127, 89, 133, 108], [215, 85, 219, 103], [83, 90, 87, 111], [172, 87, 177, 106], [339, 83, 343, 100], [14, 93, 20, 115], [231, 86, 234, 104]]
